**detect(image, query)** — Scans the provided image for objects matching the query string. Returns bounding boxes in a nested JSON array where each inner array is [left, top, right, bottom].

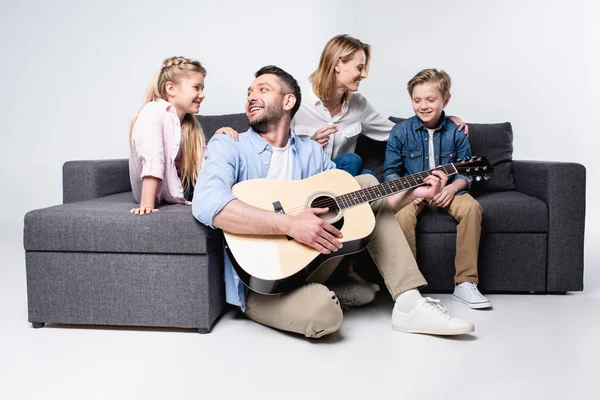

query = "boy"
[[382, 68, 491, 309]]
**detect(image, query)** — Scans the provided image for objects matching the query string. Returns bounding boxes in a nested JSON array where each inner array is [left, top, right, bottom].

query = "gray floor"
[[1, 225, 598, 400]]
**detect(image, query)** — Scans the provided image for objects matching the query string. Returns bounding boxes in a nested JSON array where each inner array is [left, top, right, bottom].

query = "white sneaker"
[[392, 297, 474, 335], [453, 282, 492, 309]]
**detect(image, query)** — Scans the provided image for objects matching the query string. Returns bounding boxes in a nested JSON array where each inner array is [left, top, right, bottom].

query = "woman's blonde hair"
[[130, 56, 207, 193], [309, 34, 371, 101]]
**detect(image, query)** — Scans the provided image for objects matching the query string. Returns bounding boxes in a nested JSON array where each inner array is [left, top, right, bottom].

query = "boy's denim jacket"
[[381, 113, 472, 193]]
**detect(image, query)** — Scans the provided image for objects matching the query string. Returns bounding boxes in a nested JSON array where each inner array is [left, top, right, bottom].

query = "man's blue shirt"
[[192, 128, 336, 311], [381, 113, 472, 191]]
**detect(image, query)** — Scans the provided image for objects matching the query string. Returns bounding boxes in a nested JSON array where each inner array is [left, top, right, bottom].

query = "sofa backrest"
[[196, 113, 516, 193], [197, 114, 249, 141]]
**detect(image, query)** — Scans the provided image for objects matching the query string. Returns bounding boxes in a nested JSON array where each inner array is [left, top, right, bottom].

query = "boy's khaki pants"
[[244, 174, 427, 338], [395, 193, 482, 284]]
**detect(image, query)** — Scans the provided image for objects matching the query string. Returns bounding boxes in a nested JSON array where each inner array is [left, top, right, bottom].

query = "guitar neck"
[[336, 163, 458, 210]]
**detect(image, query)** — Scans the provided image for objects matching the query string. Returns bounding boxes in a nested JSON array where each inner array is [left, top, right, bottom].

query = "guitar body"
[[224, 169, 376, 295]]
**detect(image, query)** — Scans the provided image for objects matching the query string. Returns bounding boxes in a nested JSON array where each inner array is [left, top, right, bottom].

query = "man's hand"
[[311, 125, 337, 147], [431, 185, 457, 208], [215, 127, 239, 141], [286, 208, 343, 254], [447, 115, 469, 134], [412, 170, 448, 200]]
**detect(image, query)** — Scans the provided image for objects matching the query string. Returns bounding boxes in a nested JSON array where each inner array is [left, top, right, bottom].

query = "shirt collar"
[[307, 86, 350, 116], [414, 111, 448, 132], [246, 127, 298, 154], [156, 98, 178, 116]]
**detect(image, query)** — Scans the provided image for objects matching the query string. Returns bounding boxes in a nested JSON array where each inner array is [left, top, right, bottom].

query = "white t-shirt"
[[266, 140, 294, 180], [427, 128, 436, 170]]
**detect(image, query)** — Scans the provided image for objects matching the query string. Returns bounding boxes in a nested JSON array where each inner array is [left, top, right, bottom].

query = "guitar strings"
[[275, 163, 466, 215]]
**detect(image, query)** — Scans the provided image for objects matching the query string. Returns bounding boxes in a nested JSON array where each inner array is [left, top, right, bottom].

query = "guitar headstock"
[[453, 156, 494, 182]]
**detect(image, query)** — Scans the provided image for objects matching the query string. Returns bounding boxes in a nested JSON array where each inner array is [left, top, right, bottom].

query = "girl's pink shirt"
[[129, 99, 204, 206]]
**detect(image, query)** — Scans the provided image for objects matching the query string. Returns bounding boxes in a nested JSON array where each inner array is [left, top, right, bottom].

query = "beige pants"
[[245, 174, 427, 338], [395, 193, 482, 284]]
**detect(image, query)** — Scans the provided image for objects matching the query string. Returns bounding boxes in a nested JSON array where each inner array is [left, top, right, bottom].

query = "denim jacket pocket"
[[343, 122, 362, 138], [440, 150, 456, 165], [401, 149, 423, 172], [402, 149, 423, 160]]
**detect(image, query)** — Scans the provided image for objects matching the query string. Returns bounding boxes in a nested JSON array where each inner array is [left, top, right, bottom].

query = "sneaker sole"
[[453, 295, 492, 309], [392, 322, 474, 336]]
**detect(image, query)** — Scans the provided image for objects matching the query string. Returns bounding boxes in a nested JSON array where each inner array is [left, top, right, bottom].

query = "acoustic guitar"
[[224, 156, 493, 295]]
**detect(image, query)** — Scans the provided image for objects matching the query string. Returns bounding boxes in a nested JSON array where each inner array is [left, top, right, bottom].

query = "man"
[[192, 65, 474, 338]]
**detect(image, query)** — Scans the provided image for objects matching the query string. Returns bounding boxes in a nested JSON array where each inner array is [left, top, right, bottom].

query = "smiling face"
[[411, 81, 451, 129], [167, 71, 205, 117], [246, 73, 287, 133], [335, 49, 368, 93]]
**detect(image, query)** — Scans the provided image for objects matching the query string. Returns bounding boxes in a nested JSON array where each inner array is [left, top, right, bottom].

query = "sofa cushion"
[[415, 191, 548, 233], [465, 122, 516, 193], [24, 192, 220, 255], [387, 118, 516, 193], [197, 113, 249, 140]]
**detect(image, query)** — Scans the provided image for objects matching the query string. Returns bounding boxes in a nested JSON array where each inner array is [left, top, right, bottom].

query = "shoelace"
[[465, 283, 484, 298], [422, 297, 452, 319]]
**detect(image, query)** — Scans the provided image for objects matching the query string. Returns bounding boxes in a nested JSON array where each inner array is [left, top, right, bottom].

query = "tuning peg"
[[466, 168, 471, 173], [474, 176, 482, 182], [467, 177, 473, 182], [475, 167, 480, 172], [484, 175, 490, 180]]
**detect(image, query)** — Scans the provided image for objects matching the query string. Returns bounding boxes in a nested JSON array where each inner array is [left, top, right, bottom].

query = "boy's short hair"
[[407, 69, 452, 99]]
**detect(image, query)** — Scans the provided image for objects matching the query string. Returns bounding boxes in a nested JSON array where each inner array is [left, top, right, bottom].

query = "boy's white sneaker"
[[392, 297, 474, 335], [453, 282, 492, 309]]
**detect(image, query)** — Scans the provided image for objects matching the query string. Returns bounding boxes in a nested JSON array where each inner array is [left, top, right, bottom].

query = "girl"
[[129, 56, 234, 215]]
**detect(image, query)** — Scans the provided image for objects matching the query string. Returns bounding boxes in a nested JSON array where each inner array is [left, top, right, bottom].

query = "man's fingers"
[[314, 235, 339, 253], [320, 227, 343, 247]]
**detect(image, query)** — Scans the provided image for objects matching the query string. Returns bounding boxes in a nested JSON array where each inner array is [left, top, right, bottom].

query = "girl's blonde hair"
[[309, 34, 371, 101], [130, 56, 207, 193]]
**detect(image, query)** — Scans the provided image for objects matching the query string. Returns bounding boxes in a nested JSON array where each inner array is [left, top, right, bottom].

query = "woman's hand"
[[215, 127, 239, 141], [447, 116, 469, 134], [311, 125, 337, 147]]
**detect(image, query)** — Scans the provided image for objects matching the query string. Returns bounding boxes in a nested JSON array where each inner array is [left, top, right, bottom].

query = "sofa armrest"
[[63, 159, 131, 204], [512, 160, 586, 292]]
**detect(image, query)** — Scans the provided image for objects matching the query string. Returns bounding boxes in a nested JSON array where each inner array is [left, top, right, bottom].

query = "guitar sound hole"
[[310, 195, 344, 230]]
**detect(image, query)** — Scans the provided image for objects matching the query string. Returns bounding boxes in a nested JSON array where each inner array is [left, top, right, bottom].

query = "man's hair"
[[255, 65, 302, 118], [407, 68, 452, 99]]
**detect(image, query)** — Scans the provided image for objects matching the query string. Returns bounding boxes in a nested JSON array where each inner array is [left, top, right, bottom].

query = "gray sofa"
[[23, 114, 586, 333]]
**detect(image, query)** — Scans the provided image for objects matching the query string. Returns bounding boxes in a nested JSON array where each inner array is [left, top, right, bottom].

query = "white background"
[[1, 2, 599, 398], [1, 0, 598, 239]]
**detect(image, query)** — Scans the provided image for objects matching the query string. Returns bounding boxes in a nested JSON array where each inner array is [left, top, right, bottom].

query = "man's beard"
[[247, 103, 283, 134]]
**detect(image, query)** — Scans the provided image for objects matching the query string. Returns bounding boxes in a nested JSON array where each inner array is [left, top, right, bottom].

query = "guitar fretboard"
[[336, 164, 458, 210]]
